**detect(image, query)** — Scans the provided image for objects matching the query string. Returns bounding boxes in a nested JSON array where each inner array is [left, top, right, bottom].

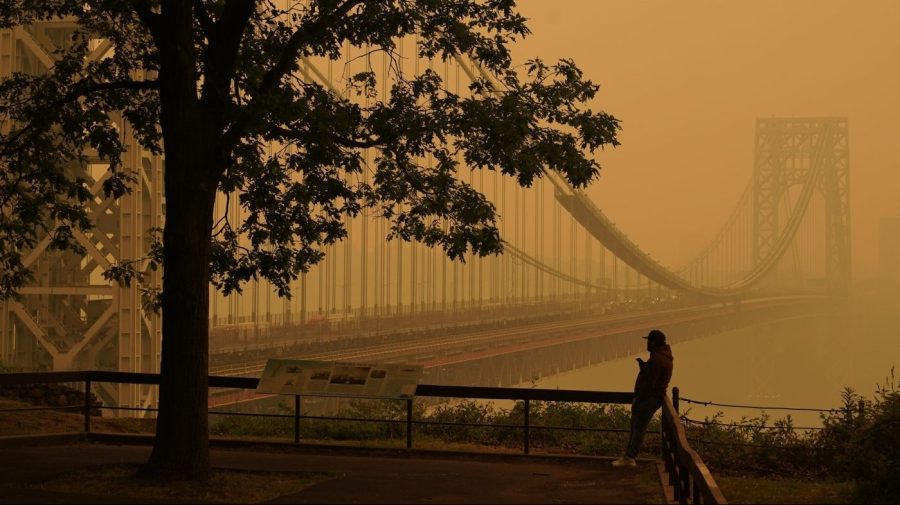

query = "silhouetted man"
[[612, 329, 674, 467]]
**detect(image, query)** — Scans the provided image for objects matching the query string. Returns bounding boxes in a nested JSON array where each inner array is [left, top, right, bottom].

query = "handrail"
[[0, 370, 88, 384], [1, 370, 724, 503], [661, 392, 728, 504], [0, 371, 633, 403]]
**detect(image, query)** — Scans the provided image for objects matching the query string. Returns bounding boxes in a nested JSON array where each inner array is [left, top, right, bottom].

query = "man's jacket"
[[633, 345, 674, 400]]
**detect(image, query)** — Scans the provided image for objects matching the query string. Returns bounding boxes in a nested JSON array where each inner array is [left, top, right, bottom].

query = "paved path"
[[0, 443, 663, 504]]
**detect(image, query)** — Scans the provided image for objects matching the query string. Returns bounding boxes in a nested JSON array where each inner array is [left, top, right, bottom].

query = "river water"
[[524, 293, 900, 427]]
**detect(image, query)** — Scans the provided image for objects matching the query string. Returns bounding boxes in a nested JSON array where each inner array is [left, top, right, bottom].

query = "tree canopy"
[[0, 0, 619, 300], [0, 0, 620, 478]]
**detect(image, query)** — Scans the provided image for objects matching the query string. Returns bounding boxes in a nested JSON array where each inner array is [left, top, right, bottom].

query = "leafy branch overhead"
[[0, 0, 620, 300]]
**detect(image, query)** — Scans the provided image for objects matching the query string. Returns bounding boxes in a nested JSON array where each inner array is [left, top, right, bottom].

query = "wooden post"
[[672, 462, 681, 502], [524, 399, 530, 455], [660, 420, 667, 461], [406, 398, 413, 449], [857, 399, 866, 422], [672, 387, 680, 413], [294, 395, 301, 444], [83, 379, 91, 434]]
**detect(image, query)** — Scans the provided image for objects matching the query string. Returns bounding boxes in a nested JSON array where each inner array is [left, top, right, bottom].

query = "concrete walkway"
[[0, 442, 664, 504]]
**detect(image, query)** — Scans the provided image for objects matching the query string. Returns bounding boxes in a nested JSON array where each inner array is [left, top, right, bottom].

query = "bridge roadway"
[[207, 295, 832, 407], [208, 300, 592, 358]]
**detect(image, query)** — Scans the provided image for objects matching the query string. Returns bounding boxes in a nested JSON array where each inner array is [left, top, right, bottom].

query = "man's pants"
[[625, 395, 663, 459]]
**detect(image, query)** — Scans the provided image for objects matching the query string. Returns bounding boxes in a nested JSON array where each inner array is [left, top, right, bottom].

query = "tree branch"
[[222, 0, 366, 148], [199, 0, 256, 110], [256, 0, 364, 97], [0, 79, 159, 160], [132, 0, 163, 40], [73, 79, 161, 96], [268, 125, 384, 149]]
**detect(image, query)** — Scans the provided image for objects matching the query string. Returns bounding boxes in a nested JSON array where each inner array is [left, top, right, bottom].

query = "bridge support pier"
[[753, 118, 850, 295]]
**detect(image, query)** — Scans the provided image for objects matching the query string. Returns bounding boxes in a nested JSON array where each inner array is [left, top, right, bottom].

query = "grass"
[[0, 398, 155, 436], [0, 398, 84, 436], [716, 475, 856, 504], [34, 464, 331, 504]]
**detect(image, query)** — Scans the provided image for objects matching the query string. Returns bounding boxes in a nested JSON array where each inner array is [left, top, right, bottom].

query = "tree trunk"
[[143, 131, 218, 480], [138, 1, 222, 480]]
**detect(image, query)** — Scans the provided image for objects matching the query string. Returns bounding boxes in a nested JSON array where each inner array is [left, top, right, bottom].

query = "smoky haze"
[[513, 0, 900, 277], [5, 1, 897, 409], [207, 0, 898, 322]]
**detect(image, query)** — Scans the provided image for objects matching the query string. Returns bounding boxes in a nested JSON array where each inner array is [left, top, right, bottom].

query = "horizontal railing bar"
[[1, 371, 636, 405], [209, 376, 261, 389], [88, 371, 163, 386], [99, 405, 158, 413], [689, 438, 817, 451], [529, 425, 659, 435], [416, 384, 634, 403], [0, 405, 82, 413], [0, 371, 88, 385], [208, 410, 294, 419], [17, 403, 661, 435], [297, 414, 407, 424]]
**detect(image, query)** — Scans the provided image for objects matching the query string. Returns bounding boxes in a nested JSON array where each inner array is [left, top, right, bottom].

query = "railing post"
[[693, 475, 702, 504], [83, 378, 91, 434], [524, 399, 530, 455], [294, 395, 301, 444], [660, 419, 667, 461], [406, 398, 413, 450], [671, 463, 680, 502], [672, 387, 680, 413]]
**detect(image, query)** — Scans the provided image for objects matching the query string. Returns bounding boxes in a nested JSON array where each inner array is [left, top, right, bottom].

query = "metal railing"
[[663, 388, 728, 504], [0, 371, 725, 504]]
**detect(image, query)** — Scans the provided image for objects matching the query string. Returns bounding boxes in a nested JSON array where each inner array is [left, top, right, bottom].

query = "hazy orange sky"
[[512, 0, 900, 277]]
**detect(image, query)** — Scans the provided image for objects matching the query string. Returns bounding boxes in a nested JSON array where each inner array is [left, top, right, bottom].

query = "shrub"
[[850, 369, 900, 503], [685, 368, 900, 503]]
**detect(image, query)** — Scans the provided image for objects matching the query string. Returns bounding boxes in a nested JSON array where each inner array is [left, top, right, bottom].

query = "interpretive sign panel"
[[255, 359, 424, 398]]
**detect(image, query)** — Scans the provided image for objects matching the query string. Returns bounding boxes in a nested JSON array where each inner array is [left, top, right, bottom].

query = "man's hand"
[[636, 357, 645, 368]]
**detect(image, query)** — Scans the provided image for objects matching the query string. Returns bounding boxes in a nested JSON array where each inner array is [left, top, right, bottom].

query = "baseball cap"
[[643, 329, 666, 344]]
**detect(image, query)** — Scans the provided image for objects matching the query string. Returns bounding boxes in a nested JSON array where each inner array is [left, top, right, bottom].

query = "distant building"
[[879, 214, 900, 283]]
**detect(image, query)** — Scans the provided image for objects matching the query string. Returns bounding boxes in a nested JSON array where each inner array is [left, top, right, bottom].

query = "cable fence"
[[668, 386, 883, 480], [680, 397, 841, 413], [680, 417, 825, 431]]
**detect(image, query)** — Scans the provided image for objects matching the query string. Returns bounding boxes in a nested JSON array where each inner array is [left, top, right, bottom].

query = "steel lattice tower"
[[0, 23, 164, 410], [752, 118, 851, 294]]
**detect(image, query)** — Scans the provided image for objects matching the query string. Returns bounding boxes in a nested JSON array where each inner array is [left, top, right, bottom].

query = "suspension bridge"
[[0, 22, 849, 411]]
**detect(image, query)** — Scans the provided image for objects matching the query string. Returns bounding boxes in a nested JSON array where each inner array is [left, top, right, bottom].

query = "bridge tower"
[[0, 23, 163, 410], [752, 118, 850, 294]]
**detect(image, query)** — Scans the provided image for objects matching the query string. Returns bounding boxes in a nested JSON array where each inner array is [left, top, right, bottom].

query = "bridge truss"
[[0, 24, 162, 409], [1, 19, 849, 410]]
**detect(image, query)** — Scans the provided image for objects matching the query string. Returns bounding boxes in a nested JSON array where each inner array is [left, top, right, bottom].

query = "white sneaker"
[[611, 456, 637, 468]]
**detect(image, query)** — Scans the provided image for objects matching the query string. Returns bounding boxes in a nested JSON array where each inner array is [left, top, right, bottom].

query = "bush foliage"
[[684, 369, 899, 503], [211, 397, 660, 457]]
